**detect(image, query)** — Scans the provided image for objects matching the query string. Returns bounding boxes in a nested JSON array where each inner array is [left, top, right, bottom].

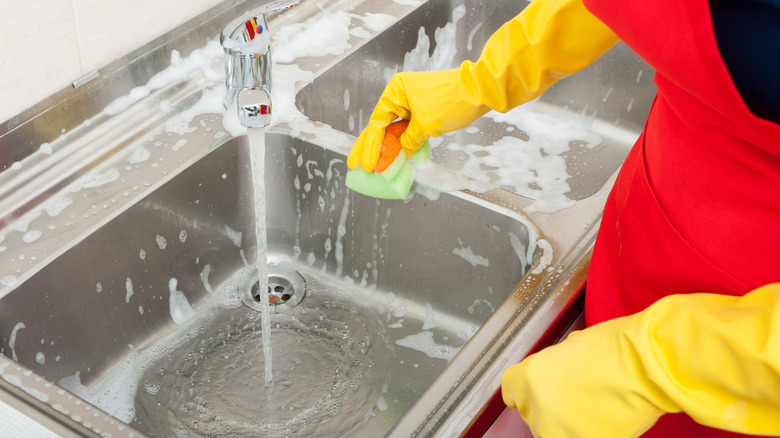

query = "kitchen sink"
[[0, 0, 655, 436], [0, 133, 538, 437]]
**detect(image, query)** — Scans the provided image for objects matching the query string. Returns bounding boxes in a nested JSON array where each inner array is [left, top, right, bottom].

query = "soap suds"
[[452, 240, 489, 267], [168, 278, 196, 325], [22, 230, 42, 243], [224, 225, 242, 248], [200, 264, 213, 294], [531, 239, 554, 275], [156, 235, 167, 250], [43, 196, 73, 217], [273, 10, 354, 63], [70, 169, 121, 192], [422, 303, 437, 330], [395, 331, 459, 361], [2, 374, 49, 404], [467, 299, 495, 315], [125, 278, 134, 303], [128, 146, 151, 164], [8, 322, 25, 361], [509, 232, 530, 269]]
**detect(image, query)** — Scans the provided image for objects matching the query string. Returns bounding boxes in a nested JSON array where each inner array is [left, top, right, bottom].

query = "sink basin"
[[0, 133, 538, 437], [296, 0, 654, 201]]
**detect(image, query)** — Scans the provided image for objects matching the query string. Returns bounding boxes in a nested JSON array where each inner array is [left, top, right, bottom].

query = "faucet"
[[221, 0, 301, 128]]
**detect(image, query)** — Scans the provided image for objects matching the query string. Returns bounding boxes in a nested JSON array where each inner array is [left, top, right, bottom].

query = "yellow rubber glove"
[[347, 0, 619, 172], [502, 283, 780, 437]]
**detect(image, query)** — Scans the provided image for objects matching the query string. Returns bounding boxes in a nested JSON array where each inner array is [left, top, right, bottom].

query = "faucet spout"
[[237, 87, 272, 129], [221, 0, 301, 128]]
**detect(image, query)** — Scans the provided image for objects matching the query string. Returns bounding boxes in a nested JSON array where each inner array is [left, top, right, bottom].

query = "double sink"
[[0, 0, 654, 436]]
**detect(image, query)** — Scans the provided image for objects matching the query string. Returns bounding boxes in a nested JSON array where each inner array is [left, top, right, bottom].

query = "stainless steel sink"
[[0, 0, 655, 436], [0, 132, 537, 437]]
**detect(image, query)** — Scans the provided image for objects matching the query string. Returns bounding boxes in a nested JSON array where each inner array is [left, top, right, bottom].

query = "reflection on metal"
[[221, 1, 301, 127]]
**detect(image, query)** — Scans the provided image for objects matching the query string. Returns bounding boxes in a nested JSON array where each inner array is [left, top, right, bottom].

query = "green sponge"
[[409, 140, 431, 165], [345, 140, 430, 200]]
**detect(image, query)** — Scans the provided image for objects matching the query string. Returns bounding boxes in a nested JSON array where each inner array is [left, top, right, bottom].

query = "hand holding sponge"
[[345, 120, 430, 200], [346, 0, 618, 199]]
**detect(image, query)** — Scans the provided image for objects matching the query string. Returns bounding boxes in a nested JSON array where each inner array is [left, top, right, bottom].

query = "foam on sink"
[[102, 41, 223, 117], [334, 197, 350, 276], [42, 196, 73, 217], [8, 322, 25, 362], [10, 211, 40, 233], [531, 239, 554, 275], [168, 278, 196, 325], [224, 225, 242, 248], [452, 239, 489, 267], [125, 278, 134, 303], [467, 22, 483, 52], [22, 231, 41, 243], [69, 169, 121, 193], [273, 10, 353, 63], [128, 145, 151, 164], [156, 234, 167, 250], [467, 299, 495, 315], [395, 331, 459, 361], [509, 231, 530, 269], [355, 13, 396, 32], [200, 264, 213, 294], [59, 367, 139, 424], [402, 5, 465, 73], [422, 303, 437, 330]]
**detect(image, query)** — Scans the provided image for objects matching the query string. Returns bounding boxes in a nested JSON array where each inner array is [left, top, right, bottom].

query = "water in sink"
[[56, 263, 401, 437], [131, 265, 396, 437]]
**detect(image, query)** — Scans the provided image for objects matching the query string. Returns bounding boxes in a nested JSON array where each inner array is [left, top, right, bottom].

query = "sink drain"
[[242, 266, 306, 313]]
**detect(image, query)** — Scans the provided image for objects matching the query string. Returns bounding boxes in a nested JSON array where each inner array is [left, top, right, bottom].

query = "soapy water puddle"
[[131, 267, 396, 438]]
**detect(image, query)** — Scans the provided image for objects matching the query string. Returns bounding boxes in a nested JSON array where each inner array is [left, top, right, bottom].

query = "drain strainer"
[[242, 266, 306, 313]]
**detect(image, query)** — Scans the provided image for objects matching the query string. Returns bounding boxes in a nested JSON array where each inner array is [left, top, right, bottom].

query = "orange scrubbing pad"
[[373, 120, 409, 173], [345, 119, 430, 200]]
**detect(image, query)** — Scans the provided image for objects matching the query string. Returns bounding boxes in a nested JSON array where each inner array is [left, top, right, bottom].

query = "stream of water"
[[248, 128, 273, 386]]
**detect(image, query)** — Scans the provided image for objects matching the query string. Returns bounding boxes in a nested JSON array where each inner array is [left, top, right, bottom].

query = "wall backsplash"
[[0, 0, 224, 124]]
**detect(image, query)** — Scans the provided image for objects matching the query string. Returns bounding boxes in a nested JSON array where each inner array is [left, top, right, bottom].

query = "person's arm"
[[347, 0, 619, 172], [502, 283, 780, 437]]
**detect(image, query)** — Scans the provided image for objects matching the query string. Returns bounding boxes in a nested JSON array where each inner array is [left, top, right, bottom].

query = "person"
[[347, 0, 780, 436]]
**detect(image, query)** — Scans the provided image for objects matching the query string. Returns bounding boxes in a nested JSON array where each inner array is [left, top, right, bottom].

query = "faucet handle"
[[221, 0, 301, 51], [221, 0, 302, 126]]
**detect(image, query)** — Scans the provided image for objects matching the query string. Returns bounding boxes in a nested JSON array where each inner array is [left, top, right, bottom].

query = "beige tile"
[[0, 0, 82, 123], [75, 0, 224, 73]]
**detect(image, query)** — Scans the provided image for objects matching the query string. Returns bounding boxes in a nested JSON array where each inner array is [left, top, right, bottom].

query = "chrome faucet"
[[221, 0, 301, 128]]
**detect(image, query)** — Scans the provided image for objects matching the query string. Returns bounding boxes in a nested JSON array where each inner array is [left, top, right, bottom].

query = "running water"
[[248, 127, 273, 386]]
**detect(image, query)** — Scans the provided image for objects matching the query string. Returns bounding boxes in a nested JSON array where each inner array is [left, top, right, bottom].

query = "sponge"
[[345, 120, 430, 200]]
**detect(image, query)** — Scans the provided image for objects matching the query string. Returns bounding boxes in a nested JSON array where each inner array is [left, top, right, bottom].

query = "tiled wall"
[[0, 0, 225, 124]]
